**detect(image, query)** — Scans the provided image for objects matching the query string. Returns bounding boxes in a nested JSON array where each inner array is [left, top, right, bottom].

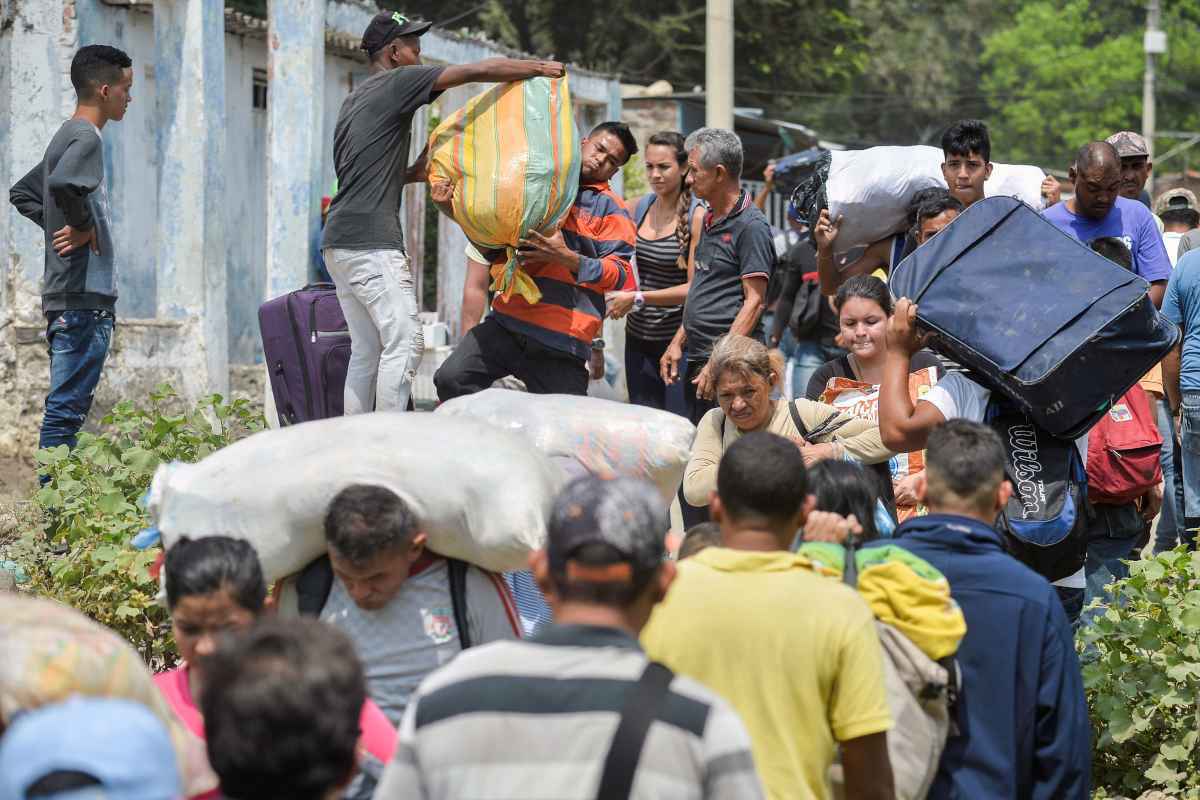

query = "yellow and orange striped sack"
[[428, 76, 580, 305]]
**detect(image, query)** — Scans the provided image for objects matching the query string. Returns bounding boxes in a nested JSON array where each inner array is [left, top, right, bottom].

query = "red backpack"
[[1085, 384, 1163, 505]]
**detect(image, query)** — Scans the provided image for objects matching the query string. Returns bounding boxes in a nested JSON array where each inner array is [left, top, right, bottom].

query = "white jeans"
[[323, 247, 423, 413]]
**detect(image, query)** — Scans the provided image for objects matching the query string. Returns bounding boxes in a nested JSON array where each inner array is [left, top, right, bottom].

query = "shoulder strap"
[[296, 555, 335, 617], [791, 401, 851, 442], [595, 662, 675, 800], [842, 535, 859, 588], [788, 400, 810, 439], [448, 558, 472, 650], [634, 194, 655, 228]]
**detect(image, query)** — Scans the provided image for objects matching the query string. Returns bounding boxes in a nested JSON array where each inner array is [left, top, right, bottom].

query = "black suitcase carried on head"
[[889, 196, 1179, 440]]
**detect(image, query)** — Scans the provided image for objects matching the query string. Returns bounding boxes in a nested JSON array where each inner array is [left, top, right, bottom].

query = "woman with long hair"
[[610, 131, 705, 411], [805, 275, 943, 520]]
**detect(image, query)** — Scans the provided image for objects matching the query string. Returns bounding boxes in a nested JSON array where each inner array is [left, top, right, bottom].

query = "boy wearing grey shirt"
[[9, 44, 132, 466]]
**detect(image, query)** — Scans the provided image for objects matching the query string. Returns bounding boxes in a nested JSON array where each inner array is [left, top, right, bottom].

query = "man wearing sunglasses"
[[322, 11, 564, 414]]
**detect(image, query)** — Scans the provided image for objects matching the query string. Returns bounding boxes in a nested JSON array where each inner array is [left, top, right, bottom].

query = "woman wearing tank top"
[[609, 131, 705, 411]]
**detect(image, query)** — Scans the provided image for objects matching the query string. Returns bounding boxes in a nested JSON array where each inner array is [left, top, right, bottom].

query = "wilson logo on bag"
[[1086, 384, 1163, 506]]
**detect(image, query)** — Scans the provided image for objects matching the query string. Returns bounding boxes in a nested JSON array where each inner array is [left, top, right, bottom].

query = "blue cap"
[[0, 697, 182, 800]]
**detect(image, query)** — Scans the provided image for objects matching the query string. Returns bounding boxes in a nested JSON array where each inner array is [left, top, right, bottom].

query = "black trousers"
[[434, 317, 589, 401], [683, 359, 718, 425], [624, 334, 689, 416]]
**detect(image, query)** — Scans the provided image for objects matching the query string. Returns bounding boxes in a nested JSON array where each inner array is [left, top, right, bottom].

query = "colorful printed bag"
[[428, 76, 580, 304]]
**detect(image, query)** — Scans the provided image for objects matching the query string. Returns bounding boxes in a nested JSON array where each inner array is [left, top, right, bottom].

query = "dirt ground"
[[0, 456, 38, 548], [0, 456, 36, 504]]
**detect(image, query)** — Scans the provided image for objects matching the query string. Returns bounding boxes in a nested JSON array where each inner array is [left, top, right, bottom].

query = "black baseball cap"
[[361, 11, 432, 56], [547, 477, 668, 585]]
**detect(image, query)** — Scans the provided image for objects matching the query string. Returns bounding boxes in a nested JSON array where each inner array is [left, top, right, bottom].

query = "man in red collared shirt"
[[435, 122, 638, 399]]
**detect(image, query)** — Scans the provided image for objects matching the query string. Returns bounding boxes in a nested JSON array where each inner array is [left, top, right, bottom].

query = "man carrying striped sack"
[[435, 122, 639, 399]]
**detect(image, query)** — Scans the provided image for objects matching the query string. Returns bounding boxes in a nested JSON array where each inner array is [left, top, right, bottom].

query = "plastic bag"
[[0, 594, 217, 797], [791, 145, 1047, 257], [146, 414, 563, 581], [824, 145, 947, 255], [436, 389, 696, 504], [428, 76, 580, 305]]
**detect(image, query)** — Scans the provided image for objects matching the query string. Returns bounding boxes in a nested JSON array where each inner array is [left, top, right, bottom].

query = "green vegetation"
[[1079, 549, 1200, 798], [11, 386, 263, 667]]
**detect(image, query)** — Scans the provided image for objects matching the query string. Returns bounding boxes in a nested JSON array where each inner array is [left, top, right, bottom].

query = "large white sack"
[[825, 145, 1046, 255], [436, 389, 696, 504], [984, 162, 1046, 208], [146, 413, 562, 581], [826, 145, 946, 255]]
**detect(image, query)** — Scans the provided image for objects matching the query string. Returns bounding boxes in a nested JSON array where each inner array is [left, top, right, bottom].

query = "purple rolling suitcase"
[[258, 283, 350, 425]]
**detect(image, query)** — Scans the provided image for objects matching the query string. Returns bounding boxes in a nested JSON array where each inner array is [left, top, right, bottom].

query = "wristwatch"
[[591, 338, 606, 351], [632, 291, 646, 312]]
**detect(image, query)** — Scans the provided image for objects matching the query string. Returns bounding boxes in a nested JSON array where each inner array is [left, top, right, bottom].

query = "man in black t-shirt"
[[660, 128, 775, 424], [321, 11, 562, 414]]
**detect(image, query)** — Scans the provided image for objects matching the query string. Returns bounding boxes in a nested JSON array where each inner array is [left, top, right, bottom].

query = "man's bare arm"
[[433, 58, 564, 92]]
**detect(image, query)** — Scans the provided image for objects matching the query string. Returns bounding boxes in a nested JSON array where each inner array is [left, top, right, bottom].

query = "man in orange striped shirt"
[[435, 122, 639, 399]]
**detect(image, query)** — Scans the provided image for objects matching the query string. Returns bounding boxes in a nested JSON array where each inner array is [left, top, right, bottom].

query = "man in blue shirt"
[[1162, 249, 1200, 540], [878, 419, 1090, 799], [1042, 141, 1171, 307]]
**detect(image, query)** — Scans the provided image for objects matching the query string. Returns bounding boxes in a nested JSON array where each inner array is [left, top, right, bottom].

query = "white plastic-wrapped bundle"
[[984, 162, 1046, 208], [825, 145, 947, 255], [436, 389, 696, 504], [823, 145, 1046, 255], [146, 413, 562, 581]]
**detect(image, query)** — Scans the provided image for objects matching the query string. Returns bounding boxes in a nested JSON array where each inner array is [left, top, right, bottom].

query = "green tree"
[[981, 0, 1200, 169], [226, 0, 266, 17], [799, 0, 1021, 146], [381, 1, 865, 126]]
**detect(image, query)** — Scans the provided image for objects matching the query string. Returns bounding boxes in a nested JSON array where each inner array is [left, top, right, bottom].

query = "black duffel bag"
[[890, 196, 1178, 439]]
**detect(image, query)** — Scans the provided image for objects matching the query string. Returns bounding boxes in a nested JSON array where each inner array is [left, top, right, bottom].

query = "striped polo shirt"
[[493, 182, 637, 361], [375, 624, 765, 800]]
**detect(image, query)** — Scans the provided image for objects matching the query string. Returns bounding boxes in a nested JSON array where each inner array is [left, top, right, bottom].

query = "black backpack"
[[985, 396, 1090, 582], [296, 555, 475, 649]]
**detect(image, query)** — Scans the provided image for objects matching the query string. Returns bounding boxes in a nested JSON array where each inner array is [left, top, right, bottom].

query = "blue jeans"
[[624, 335, 686, 416], [1056, 586, 1085, 629], [780, 329, 843, 400], [41, 311, 113, 450], [1084, 503, 1143, 610], [1179, 391, 1200, 541], [40, 310, 114, 460], [1154, 397, 1189, 552]]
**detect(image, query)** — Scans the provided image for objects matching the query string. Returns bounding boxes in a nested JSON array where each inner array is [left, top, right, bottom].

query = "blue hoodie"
[[872, 513, 1090, 800]]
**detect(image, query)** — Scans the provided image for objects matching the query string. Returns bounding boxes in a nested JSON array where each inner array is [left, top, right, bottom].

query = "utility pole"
[[706, 0, 734, 130], [1143, 0, 1166, 196]]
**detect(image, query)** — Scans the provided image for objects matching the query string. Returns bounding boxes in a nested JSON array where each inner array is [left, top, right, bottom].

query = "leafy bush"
[[622, 152, 649, 199], [12, 384, 264, 668], [1079, 548, 1200, 798]]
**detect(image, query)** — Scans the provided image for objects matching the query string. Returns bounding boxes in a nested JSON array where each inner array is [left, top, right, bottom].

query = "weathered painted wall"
[[265, 0, 324, 302], [0, 0, 75, 459]]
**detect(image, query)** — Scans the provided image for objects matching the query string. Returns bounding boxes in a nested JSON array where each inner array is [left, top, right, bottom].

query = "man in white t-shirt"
[[1156, 188, 1199, 269], [878, 298, 1088, 623]]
